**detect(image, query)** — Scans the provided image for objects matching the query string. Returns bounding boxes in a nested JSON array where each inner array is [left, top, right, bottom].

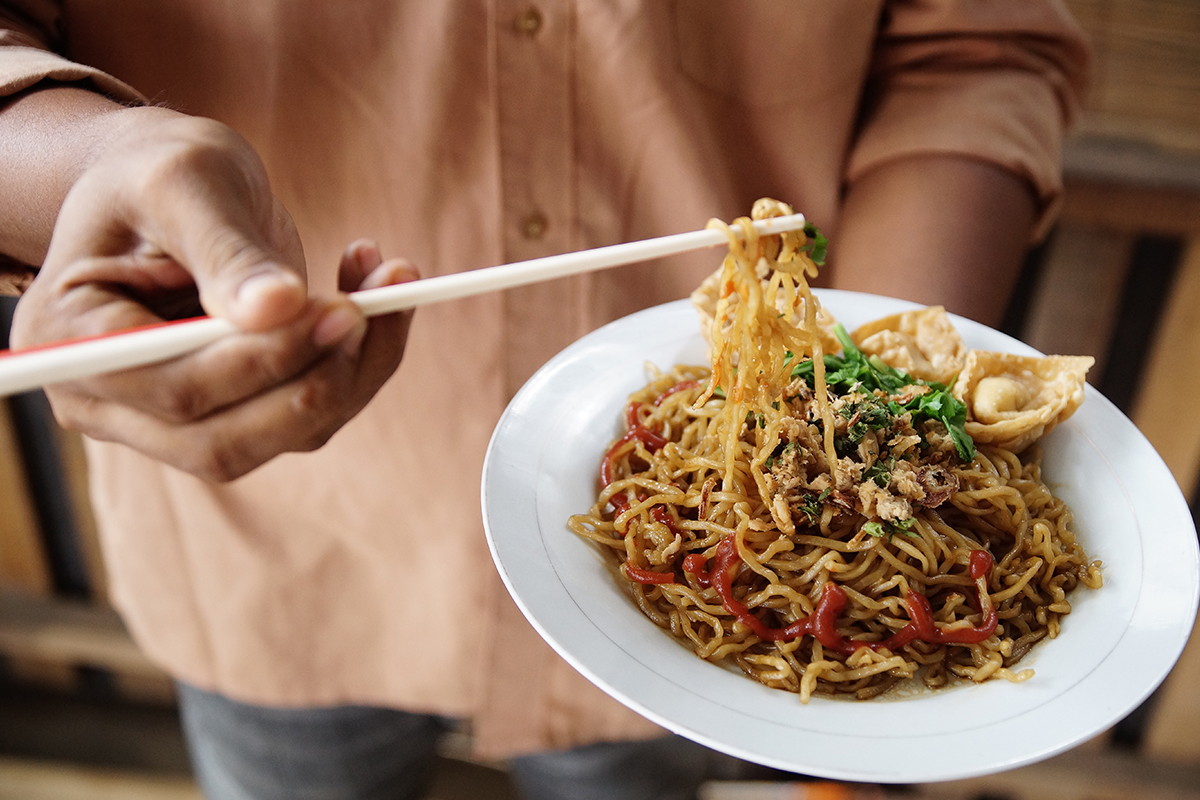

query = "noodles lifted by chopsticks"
[[569, 199, 1102, 701]]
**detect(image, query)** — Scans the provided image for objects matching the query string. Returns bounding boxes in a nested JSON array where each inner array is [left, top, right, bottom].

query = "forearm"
[[0, 84, 147, 265], [828, 155, 1038, 327]]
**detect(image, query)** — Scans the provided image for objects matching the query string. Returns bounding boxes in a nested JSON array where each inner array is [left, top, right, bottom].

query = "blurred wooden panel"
[[1067, 0, 1200, 154], [0, 400, 50, 594], [914, 746, 1200, 800], [1021, 222, 1132, 371], [1064, 136, 1200, 200], [4, 660, 78, 691], [1145, 618, 1200, 764], [54, 427, 107, 603], [1134, 236, 1200, 762], [0, 592, 166, 681], [0, 757, 200, 800], [107, 671, 178, 706], [0, 400, 77, 689], [1131, 238, 1200, 493], [1061, 179, 1200, 237]]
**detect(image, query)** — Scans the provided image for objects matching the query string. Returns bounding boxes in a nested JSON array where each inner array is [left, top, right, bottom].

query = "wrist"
[[0, 85, 170, 264]]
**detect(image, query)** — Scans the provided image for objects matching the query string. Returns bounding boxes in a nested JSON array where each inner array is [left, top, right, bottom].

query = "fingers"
[[333, 239, 419, 387], [344, 256, 418, 406], [359, 257, 420, 291], [43, 240, 419, 481], [45, 113, 308, 332], [131, 121, 307, 330], [165, 194, 306, 331], [14, 105, 423, 481], [60, 297, 362, 422], [338, 238, 383, 292], [59, 340, 375, 482], [329, 241, 418, 426]]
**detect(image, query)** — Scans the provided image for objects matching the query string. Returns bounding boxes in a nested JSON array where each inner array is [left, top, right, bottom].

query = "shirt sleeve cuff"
[[0, 43, 145, 105], [846, 70, 1074, 243], [0, 45, 147, 293]]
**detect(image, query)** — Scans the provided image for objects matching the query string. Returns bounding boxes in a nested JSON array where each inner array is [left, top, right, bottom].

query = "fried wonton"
[[851, 306, 966, 385], [952, 351, 1094, 453]]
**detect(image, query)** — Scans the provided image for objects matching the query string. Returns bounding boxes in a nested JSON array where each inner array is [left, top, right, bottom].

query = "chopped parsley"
[[765, 441, 798, 470], [861, 517, 919, 540], [798, 488, 832, 524], [791, 324, 975, 461], [863, 456, 894, 488], [801, 222, 828, 265], [861, 521, 886, 538], [839, 396, 891, 444]]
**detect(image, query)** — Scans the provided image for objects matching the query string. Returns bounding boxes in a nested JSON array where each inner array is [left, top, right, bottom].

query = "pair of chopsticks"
[[0, 213, 807, 397]]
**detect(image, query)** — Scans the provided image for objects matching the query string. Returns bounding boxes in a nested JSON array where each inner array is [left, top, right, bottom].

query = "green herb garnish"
[[798, 488, 831, 524], [801, 222, 828, 265], [839, 396, 892, 445], [863, 456, 894, 488], [862, 517, 918, 541], [791, 324, 975, 461]]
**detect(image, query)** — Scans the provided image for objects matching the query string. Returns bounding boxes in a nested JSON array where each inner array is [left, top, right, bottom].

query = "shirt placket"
[[494, 0, 580, 395]]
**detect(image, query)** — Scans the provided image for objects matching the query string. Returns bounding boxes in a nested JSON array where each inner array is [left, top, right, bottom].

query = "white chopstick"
[[0, 213, 806, 396]]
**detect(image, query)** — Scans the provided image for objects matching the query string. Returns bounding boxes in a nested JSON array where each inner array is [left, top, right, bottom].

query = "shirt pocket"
[[671, 0, 880, 108]]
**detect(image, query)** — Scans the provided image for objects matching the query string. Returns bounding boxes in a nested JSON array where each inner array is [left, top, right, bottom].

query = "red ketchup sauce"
[[602, 381, 699, 518], [681, 538, 998, 654], [647, 538, 997, 655], [605, 380, 997, 653]]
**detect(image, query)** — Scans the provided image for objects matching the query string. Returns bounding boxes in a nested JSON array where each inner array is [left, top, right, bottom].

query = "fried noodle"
[[568, 199, 1102, 701]]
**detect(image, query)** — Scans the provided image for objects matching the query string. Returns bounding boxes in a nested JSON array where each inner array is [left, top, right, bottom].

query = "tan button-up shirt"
[[0, 0, 1088, 757]]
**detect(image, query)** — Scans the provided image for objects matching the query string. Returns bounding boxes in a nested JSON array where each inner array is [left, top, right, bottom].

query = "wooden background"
[[2, 1, 1200, 797]]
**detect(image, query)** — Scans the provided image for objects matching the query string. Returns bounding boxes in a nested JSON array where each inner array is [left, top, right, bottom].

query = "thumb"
[[219, 263, 307, 331], [102, 115, 310, 331], [39, 110, 311, 332], [167, 192, 308, 333]]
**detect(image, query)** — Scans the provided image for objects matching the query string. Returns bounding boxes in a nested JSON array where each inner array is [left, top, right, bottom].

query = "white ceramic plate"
[[481, 290, 1199, 783]]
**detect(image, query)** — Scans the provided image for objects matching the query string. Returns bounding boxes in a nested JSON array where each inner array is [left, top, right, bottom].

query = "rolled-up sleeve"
[[1, 0, 143, 101], [846, 0, 1092, 240], [0, 1, 144, 291]]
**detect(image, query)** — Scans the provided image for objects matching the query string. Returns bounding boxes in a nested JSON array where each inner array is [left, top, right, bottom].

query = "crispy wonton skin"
[[952, 350, 1094, 453], [851, 306, 966, 385]]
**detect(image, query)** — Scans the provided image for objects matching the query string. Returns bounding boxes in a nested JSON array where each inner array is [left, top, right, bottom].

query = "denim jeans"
[[176, 682, 710, 800]]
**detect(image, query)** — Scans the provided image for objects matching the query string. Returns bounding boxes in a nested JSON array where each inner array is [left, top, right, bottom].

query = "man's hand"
[[8, 105, 416, 481]]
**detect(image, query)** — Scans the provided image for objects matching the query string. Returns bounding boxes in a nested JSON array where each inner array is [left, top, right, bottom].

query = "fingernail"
[[238, 270, 302, 308], [360, 261, 416, 291], [312, 304, 365, 350], [339, 320, 367, 358], [356, 240, 382, 271]]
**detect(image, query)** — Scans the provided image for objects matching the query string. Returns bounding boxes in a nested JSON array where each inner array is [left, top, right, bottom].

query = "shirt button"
[[514, 6, 543, 36], [521, 212, 548, 240]]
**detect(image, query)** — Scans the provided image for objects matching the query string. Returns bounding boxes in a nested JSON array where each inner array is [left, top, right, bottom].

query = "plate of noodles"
[[481, 207, 1199, 783]]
